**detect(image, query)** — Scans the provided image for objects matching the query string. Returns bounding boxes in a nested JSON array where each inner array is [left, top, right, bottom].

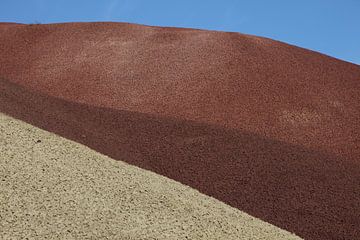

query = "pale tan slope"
[[0, 113, 300, 240]]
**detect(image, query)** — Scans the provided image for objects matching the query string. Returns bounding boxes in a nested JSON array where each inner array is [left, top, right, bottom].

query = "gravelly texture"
[[0, 113, 301, 240], [1, 22, 359, 159], [0, 22, 360, 239]]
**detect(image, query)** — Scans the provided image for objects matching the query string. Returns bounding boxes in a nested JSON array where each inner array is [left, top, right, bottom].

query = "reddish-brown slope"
[[1, 22, 360, 239], [1, 78, 360, 239], [1, 22, 359, 159]]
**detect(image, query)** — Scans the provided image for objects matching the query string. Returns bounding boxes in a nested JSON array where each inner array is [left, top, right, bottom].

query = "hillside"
[[1, 22, 360, 239]]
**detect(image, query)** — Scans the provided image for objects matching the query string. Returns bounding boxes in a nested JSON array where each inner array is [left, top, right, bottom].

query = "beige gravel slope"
[[0, 113, 301, 240]]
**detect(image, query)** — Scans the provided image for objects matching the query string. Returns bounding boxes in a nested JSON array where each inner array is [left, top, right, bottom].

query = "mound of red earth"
[[1, 22, 359, 239]]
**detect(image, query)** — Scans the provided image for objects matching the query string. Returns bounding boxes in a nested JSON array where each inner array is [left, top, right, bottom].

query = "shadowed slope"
[[1, 113, 301, 239], [1, 78, 360, 239]]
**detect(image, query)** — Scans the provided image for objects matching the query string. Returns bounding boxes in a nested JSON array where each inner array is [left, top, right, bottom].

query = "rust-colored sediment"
[[0, 22, 360, 239]]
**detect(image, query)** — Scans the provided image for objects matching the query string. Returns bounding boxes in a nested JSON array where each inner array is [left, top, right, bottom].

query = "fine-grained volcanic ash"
[[0, 113, 301, 240]]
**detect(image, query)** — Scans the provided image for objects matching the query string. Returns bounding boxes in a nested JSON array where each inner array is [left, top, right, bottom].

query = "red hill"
[[1, 22, 359, 239]]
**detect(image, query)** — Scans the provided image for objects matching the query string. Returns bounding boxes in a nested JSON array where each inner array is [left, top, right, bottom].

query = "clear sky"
[[1, 0, 359, 65]]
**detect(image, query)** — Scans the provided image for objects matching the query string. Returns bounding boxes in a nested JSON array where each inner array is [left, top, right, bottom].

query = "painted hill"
[[1, 22, 359, 239]]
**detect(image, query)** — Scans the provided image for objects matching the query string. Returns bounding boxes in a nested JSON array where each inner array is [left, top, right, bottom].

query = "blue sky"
[[1, 0, 359, 64]]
